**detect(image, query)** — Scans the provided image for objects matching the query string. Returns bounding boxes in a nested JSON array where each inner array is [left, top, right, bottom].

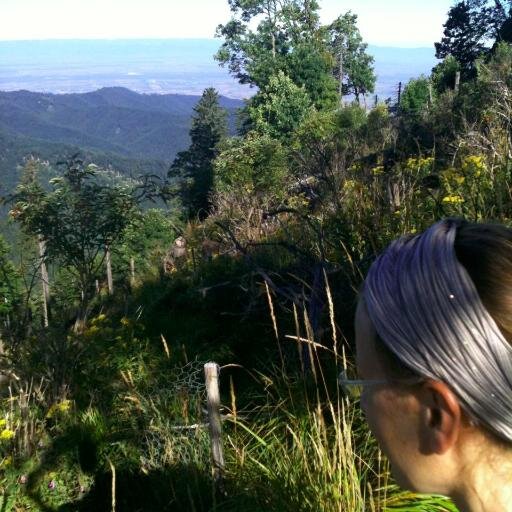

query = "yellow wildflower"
[[420, 157, 435, 167], [84, 325, 100, 336], [57, 400, 72, 413], [46, 400, 73, 418], [462, 155, 486, 177], [453, 174, 465, 185], [348, 163, 361, 173], [371, 166, 384, 176], [406, 157, 418, 169], [0, 419, 7, 429], [91, 314, 107, 325], [442, 195, 464, 204], [343, 179, 357, 191], [0, 429, 15, 441]]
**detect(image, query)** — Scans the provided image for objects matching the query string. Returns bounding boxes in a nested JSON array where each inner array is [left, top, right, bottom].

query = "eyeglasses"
[[337, 369, 388, 399], [338, 370, 425, 399]]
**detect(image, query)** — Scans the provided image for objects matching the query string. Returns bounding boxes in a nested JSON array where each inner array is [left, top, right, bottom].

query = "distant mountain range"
[[0, 87, 243, 195], [0, 39, 439, 100], [0, 39, 439, 196]]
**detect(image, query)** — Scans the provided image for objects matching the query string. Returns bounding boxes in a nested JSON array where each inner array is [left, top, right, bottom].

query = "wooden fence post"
[[204, 362, 225, 492]]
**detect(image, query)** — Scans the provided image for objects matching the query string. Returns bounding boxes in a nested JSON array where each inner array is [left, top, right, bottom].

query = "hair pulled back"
[[362, 218, 512, 442]]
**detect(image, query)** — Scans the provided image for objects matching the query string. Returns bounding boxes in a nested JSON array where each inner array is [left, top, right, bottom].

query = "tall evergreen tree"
[[169, 88, 228, 219], [435, 0, 508, 76], [498, 1, 512, 42]]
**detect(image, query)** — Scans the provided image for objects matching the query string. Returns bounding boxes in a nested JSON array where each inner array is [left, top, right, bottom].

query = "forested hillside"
[[0, 0, 511, 510], [0, 87, 242, 194]]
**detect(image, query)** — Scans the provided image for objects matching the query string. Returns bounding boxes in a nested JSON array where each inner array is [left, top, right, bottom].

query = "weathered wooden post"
[[204, 362, 225, 492]]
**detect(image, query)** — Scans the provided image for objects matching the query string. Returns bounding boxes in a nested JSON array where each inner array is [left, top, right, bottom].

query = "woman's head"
[[356, 218, 512, 494]]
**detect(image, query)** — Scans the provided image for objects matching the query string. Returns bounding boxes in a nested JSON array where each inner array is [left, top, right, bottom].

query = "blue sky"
[[2, 0, 453, 47]]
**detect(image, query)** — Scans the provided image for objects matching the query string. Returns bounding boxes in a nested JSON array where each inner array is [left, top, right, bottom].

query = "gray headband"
[[363, 218, 512, 442]]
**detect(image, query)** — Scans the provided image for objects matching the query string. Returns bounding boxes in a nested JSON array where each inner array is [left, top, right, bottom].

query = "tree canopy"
[[327, 12, 376, 102], [9, 156, 140, 322], [435, 0, 511, 76]]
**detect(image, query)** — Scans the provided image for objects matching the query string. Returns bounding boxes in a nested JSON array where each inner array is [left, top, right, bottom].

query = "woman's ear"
[[417, 380, 462, 455]]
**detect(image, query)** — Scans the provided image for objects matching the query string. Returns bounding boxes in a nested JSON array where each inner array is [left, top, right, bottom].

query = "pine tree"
[[169, 88, 228, 219], [435, 0, 508, 76]]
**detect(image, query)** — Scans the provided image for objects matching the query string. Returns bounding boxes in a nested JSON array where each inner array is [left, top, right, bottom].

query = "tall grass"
[[206, 282, 459, 511], [217, 366, 457, 512], [0, 284, 459, 511]]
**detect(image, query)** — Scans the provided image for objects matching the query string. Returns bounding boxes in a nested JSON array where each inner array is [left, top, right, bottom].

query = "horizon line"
[[0, 37, 435, 50]]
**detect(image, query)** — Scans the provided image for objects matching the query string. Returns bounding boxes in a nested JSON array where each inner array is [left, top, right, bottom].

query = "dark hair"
[[454, 222, 512, 345], [375, 221, 512, 380]]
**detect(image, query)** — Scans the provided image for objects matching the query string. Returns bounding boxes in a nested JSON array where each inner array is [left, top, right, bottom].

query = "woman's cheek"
[[360, 391, 382, 436]]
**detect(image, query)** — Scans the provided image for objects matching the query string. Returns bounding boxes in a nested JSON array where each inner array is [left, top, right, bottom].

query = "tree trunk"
[[130, 257, 135, 288], [338, 48, 344, 107], [454, 71, 461, 93], [38, 237, 50, 327], [106, 245, 114, 295], [74, 280, 90, 333], [304, 0, 314, 31]]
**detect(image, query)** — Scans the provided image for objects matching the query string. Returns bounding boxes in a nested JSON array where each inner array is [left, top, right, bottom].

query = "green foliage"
[[169, 88, 228, 219], [9, 156, 140, 321], [215, 0, 338, 110], [477, 40, 512, 87], [327, 11, 376, 101], [431, 55, 461, 94], [366, 103, 394, 151], [215, 131, 290, 200], [0, 236, 21, 317], [400, 76, 432, 117], [248, 71, 313, 141], [119, 209, 177, 281], [284, 41, 339, 110], [435, 0, 508, 77]]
